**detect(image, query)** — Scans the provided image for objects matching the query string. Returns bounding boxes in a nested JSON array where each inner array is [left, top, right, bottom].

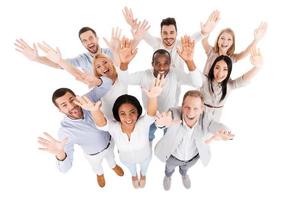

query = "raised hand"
[[75, 68, 101, 88], [200, 10, 220, 37], [37, 42, 62, 64], [177, 35, 195, 61], [143, 74, 165, 98], [250, 47, 263, 68], [254, 22, 268, 42], [38, 132, 68, 158], [205, 129, 235, 144], [122, 6, 139, 30], [15, 39, 39, 61], [104, 27, 122, 54], [131, 20, 150, 43], [155, 111, 181, 127], [74, 96, 102, 111], [119, 37, 138, 64]]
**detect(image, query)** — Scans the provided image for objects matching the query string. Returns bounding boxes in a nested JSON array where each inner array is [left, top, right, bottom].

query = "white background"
[[1, 0, 299, 199]]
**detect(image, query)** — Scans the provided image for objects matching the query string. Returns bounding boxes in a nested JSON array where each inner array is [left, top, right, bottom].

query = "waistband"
[[171, 153, 199, 163], [89, 135, 111, 156], [204, 103, 223, 108]]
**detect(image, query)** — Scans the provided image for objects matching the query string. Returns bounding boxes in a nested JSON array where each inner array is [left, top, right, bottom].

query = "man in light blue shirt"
[[15, 27, 114, 74], [38, 77, 124, 188]]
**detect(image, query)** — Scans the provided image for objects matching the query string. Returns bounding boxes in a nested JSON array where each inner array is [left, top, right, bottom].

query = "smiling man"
[[37, 77, 124, 188], [154, 90, 234, 190], [15, 27, 114, 74]]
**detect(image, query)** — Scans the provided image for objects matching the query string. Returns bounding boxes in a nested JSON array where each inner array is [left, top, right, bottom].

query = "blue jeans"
[[121, 155, 152, 176], [148, 122, 167, 141], [148, 122, 157, 141]]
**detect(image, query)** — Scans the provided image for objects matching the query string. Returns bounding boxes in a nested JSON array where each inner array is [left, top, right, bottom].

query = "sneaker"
[[163, 176, 171, 191], [139, 175, 146, 188], [182, 175, 191, 189], [112, 165, 124, 176], [132, 176, 139, 189], [97, 174, 105, 188]]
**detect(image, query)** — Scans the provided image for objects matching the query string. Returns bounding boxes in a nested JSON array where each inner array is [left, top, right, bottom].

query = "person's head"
[[160, 17, 177, 48], [78, 27, 99, 54], [52, 88, 83, 120], [112, 95, 143, 127], [93, 54, 117, 79], [152, 49, 171, 77], [208, 55, 232, 102], [181, 90, 205, 127], [213, 28, 235, 56]]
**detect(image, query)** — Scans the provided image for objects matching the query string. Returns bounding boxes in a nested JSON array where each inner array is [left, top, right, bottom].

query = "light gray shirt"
[[200, 74, 250, 121]]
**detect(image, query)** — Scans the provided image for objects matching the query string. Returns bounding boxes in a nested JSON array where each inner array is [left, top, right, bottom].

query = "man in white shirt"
[[154, 90, 234, 190], [123, 7, 220, 71], [118, 36, 202, 141]]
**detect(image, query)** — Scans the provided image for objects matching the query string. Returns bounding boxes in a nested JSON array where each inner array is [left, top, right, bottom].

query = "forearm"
[[185, 60, 197, 71], [147, 97, 157, 116], [234, 40, 257, 61], [91, 110, 107, 127], [36, 56, 61, 69], [242, 66, 261, 82], [58, 59, 83, 78]]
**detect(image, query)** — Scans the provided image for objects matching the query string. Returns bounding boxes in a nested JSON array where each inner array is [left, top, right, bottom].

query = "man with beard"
[[15, 27, 115, 74], [37, 76, 124, 188], [123, 7, 220, 71], [154, 90, 234, 190]]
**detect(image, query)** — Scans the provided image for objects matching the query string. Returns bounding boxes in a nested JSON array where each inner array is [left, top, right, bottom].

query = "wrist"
[[120, 62, 129, 70], [56, 152, 67, 161]]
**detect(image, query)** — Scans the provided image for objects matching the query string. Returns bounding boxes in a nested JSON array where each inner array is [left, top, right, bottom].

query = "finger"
[[19, 39, 31, 49], [42, 132, 56, 142]]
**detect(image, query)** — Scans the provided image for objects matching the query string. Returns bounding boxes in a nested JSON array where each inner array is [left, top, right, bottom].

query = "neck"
[[121, 124, 134, 134]]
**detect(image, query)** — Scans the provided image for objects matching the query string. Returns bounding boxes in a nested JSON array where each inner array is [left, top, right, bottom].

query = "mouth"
[[70, 106, 81, 116], [186, 116, 196, 121], [221, 44, 229, 49], [164, 38, 174, 46]]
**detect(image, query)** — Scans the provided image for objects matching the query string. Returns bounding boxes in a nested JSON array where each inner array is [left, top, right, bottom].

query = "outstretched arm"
[[38, 132, 68, 160], [119, 37, 138, 71], [15, 39, 60, 68], [38, 42, 101, 87], [200, 10, 221, 53], [233, 22, 268, 61], [103, 27, 122, 66], [204, 129, 235, 144], [143, 74, 165, 116], [177, 35, 196, 71], [75, 96, 107, 127], [241, 47, 263, 82]]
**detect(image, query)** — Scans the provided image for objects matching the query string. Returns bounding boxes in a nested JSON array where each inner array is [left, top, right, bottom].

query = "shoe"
[[97, 174, 105, 188], [182, 175, 191, 189], [112, 165, 124, 176], [132, 176, 139, 189], [163, 176, 171, 191], [139, 175, 146, 188]]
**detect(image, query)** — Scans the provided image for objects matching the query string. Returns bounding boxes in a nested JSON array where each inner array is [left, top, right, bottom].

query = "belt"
[[89, 135, 111, 156], [204, 103, 223, 108], [171, 153, 199, 163]]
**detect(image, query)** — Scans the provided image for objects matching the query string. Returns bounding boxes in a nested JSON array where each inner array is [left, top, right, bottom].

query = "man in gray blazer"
[[154, 90, 234, 190]]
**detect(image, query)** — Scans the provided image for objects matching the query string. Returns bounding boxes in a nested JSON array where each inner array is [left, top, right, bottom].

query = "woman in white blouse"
[[75, 75, 165, 189]]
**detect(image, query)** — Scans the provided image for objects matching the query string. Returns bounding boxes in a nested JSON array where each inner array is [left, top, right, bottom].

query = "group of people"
[[15, 7, 267, 190]]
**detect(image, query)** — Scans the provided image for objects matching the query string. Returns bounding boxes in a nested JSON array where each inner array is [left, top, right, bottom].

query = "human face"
[[182, 96, 204, 128], [213, 60, 229, 83], [55, 92, 83, 120], [161, 25, 177, 48], [217, 32, 233, 54], [94, 56, 116, 79], [152, 54, 171, 77], [118, 103, 139, 129], [80, 30, 99, 54]]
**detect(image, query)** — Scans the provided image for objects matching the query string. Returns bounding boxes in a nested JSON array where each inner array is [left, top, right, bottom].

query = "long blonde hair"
[[213, 28, 235, 56]]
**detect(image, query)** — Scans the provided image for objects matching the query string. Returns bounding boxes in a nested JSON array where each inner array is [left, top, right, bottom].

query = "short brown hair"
[[182, 90, 204, 105]]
